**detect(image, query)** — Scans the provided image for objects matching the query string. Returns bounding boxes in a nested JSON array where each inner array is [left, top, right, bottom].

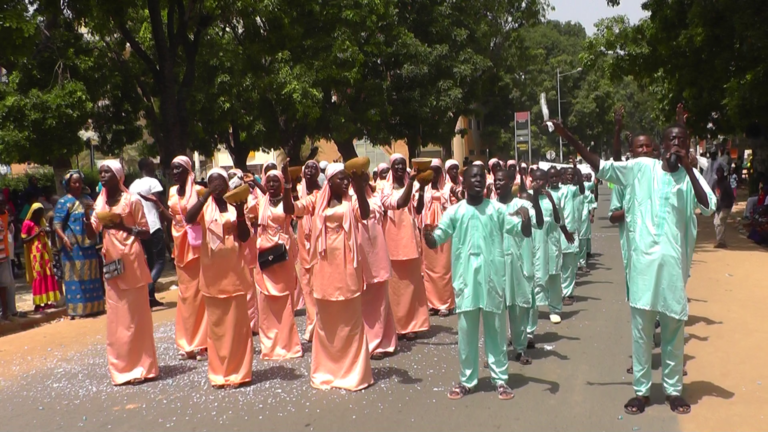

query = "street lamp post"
[[557, 67, 582, 162]]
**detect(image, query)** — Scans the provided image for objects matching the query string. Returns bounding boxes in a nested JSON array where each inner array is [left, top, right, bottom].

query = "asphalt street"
[[0, 187, 681, 432]]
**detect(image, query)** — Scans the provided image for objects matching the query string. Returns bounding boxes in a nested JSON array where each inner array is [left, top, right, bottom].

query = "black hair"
[[662, 123, 686, 138], [530, 168, 548, 178], [547, 166, 560, 174], [138, 157, 154, 173]]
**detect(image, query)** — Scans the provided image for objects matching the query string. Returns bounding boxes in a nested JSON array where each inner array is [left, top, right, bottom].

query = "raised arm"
[[351, 174, 371, 221], [415, 186, 425, 215], [281, 163, 295, 216], [396, 176, 417, 210], [550, 120, 601, 173], [612, 106, 624, 161]]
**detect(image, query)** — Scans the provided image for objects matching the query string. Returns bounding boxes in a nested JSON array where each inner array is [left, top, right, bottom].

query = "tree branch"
[[147, 0, 170, 70], [117, 23, 160, 81], [167, 0, 177, 58]]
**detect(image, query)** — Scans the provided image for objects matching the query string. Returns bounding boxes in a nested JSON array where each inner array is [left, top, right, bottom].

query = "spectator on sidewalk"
[[21, 203, 60, 313], [0, 193, 25, 319], [129, 158, 166, 309], [714, 166, 735, 249], [53, 170, 105, 319]]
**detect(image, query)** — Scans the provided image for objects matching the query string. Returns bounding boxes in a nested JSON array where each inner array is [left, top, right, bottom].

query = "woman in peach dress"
[[150, 156, 208, 360], [248, 168, 303, 360], [445, 159, 463, 205], [309, 163, 373, 391], [380, 154, 430, 341], [419, 159, 455, 317], [185, 168, 254, 388], [355, 174, 397, 359], [295, 160, 322, 341], [89, 160, 159, 385]]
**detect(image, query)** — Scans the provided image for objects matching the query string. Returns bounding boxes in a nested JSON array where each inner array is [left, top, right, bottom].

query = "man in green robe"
[[424, 165, 530, 401], [494, 169, 542, 365], [552, 119, 716, 416], [548, 167, 581, 306]]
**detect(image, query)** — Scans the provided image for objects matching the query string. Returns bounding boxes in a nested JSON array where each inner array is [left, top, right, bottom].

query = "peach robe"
[[244, 194, 260, 335], [356, 194, 398, 355], [198, 199, 254, 387], [420, 185, 456, 312], [380, 186, 431, 335], [295, 188, 319, 340], [92, 193, 159, 385], [250, 198, 303, 360], [311, 202, 373, 391], [168, 185, 208, 355]]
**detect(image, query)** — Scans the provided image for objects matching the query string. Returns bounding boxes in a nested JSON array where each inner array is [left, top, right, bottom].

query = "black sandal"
[[627, 365, 633, 374], [665, 396, 691, 414], [404, 332, 417, 341], [447, 384, 471, 400], [515, 352, 532, 365], [526, 338, 536, 350], [624, 396, 650, 415]]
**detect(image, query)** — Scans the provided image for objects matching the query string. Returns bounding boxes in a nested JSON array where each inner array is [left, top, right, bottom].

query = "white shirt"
[[129, 176, 164, 233]]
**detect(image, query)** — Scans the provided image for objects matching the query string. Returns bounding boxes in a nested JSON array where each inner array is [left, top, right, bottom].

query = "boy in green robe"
[[424, 165, 530, 401], [578, 173, 597, 270], [551, 119, 716, 416], [494, 169, 542, 365], [529, 168, 567, 330], [548, 167, 580, 306]]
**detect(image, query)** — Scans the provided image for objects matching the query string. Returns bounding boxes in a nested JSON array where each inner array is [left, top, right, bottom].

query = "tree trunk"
[[334, 137, 358, 161], [52, 155, 72, 197], [406, 135, 421, 160], [227, 123, 251, 171]]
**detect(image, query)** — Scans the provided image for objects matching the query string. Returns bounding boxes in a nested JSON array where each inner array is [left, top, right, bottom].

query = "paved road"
[[1, 187, 681, 432]]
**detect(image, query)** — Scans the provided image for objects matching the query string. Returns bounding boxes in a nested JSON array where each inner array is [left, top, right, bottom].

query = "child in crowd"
[[21, 203, 59, 312]]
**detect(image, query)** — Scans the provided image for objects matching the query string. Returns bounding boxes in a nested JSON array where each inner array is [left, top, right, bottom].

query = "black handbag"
[[258, 243, 288, 270]]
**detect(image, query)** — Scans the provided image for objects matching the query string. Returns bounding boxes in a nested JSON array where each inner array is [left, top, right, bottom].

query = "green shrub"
[[0, 167, 142, 197]]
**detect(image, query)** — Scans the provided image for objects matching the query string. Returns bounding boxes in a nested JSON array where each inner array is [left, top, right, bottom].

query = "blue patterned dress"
[[53, 194, 105, 317]]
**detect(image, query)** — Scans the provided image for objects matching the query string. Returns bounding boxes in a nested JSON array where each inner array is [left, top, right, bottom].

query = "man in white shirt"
[[129, 158, 166, 308]]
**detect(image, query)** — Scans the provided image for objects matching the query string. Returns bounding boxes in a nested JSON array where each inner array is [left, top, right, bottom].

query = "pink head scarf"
[[203, 168, 230, 250], [473, 160, 484, 166], [488, 158, 500, 172], [376, 162, 389, 172], [385, 153, 408, 185], [445, 159, 460, 186], [258, 170, 285, 229], [423, 159, 447, 213], [300, 161, 319, 200], [507, 159, 517, 168], [94, 160, 128, 212], [172, 156, 197, 209], [310, 163, 359, 267]]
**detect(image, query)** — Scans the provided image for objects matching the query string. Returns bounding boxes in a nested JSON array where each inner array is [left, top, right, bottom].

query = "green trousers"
[[561, 252, 578, 298], [631, 307, 685, 397], [578, 238, 590, 267], [507, 304, 530, 353], [458, 309, 508, 388], [528, 275, 561, 336]]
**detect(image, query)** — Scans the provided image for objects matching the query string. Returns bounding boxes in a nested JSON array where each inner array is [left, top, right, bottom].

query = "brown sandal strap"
[[448, 384, 471, 400]]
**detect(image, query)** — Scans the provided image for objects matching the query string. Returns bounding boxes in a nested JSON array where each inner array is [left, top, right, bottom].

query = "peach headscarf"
[[507, 159, 517, 168], [310, 163, 359, 268], [94, 160, 128, 213], [258, 170, 284, 229], [300, 161, 319, 200], [423, 158, 447, 214], [172, 156, 197, 209], [381, 153, 412, 220], [204, 168, 230, 250], [488, 158, 500, 172]]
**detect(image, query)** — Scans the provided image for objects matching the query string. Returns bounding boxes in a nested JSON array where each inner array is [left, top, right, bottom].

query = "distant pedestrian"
[[714, 165, 735, 248]]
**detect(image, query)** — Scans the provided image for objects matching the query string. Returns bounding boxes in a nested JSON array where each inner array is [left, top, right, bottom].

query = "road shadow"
[[684, 380, 736, 405], [253, 365, 304, 384], [157, 301, 178, 309], [156, 363, 199, 382], [293, 309, 307, 318], [537, 309, 583, 321], [573, 294, 601, 303], [686, 315, 723, 327], [423, 324, 458, 338], [535, 331, 581, 344], [526, 346, 569, 361], [687, 297, 708, 303], [574, 280, 609, 287], [508, 372, 560, 395], [685, 332, 709, 343], [372, 366, 422, 385]]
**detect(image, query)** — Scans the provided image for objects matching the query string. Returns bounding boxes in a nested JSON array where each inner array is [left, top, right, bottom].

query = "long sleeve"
[[432, 205, 457, 247], [598, 159, 636, 188]]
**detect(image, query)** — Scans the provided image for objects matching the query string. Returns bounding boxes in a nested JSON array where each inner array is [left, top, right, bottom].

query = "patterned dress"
[[21, 219, 59, 306], [53, 194, 105, 316]]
